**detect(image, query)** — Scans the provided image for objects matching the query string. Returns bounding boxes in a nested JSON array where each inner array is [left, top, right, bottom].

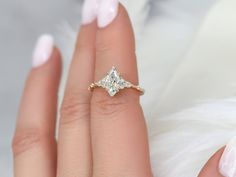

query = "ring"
[[88, 66, 145, 97]]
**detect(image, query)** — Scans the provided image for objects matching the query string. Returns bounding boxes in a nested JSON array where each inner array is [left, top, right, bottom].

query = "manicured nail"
[[97, 0, 119, 28], [32, 34, 54, 68], [81, 0, 100, 25], [219, 137, 236, 177]]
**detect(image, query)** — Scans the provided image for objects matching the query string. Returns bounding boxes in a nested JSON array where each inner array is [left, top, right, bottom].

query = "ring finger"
[[90, 3, 152, 177]]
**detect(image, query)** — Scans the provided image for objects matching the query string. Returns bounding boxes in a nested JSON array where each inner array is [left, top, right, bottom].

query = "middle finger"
[[57, 22, 96, 177]]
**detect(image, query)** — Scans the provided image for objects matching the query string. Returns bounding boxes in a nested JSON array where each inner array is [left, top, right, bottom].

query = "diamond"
[[97, 67, 130, 97], [89, 66, 144, 96]]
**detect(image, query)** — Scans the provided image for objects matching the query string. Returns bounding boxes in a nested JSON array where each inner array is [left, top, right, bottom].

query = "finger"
[[57, 22, 96, 177], [198, 148, 224, 177], [91, 3, 152, 177], [12, 35, 62, 177], [199, 137, 236, 177]]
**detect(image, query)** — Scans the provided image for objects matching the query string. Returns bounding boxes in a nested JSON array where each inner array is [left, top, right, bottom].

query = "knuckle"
[[77, 42, 93, 51], [12, 129, 47, 156], [93, 172, 133, 177], [60, 89, 91, 126], [93, 170, 120, 177], [96, 39, 113, 55], [91, 91, 138, 118], [77, 42, 94, 55], [94, 171, 153, 177]]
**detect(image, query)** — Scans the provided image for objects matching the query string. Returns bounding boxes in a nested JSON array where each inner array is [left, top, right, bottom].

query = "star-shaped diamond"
[[97, 67, 131, 96]]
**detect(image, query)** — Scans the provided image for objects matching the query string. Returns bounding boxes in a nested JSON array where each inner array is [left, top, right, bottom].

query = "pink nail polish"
[[32, 34, 54, 68], [82, 0, 100, 25], [97, 0, 119, 28], [219, 137, 236, 177]]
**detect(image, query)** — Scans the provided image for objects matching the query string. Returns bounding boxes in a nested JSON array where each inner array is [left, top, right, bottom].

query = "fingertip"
[[199, 139, 236, 177], [32, 34, 54, 68], [100, 3, 133, 30], [97, 0, 119, 28], [32, 34, 62, 72], [198, 148, 225, 177], [219, 137, 236, 177]]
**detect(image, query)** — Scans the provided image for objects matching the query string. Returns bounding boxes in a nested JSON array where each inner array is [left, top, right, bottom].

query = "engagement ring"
[[89, 67, 145, 97]]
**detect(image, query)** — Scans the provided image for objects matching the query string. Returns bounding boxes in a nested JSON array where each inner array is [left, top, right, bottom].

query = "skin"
[[12, 4, 225, 177]]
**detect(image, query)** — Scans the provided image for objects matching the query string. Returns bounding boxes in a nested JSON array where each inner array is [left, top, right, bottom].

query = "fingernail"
[[219, 137, 236, 177], [32, 34, 54, 68], [81, 0, 100, 25], [97, 0, 119, 28]]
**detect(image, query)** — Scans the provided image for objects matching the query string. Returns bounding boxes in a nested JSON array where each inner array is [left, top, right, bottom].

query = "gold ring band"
[[88, 67, 145, 97]]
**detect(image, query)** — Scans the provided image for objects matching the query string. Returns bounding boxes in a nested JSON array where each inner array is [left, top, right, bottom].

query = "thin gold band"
[[88, 83, 145, 95]]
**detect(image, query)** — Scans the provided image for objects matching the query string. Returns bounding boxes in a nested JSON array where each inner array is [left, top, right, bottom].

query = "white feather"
[[150, 98, 236, 177], [146, 0, 236, 176], [137, 0, 219, 117]]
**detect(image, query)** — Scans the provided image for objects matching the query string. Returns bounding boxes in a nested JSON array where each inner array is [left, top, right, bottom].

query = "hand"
[[12, 1, 228, 177], [12, 3, 152, 177]]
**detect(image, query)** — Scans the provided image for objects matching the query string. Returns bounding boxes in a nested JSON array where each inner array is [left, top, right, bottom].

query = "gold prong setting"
[[89, 67, 144, 97]]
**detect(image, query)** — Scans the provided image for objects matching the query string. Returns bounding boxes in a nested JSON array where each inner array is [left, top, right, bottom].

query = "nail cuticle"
[[81, 0, 119, 28]]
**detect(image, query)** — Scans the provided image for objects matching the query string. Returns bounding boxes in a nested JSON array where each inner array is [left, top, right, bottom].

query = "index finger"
[[91, 3, 152, 177]]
